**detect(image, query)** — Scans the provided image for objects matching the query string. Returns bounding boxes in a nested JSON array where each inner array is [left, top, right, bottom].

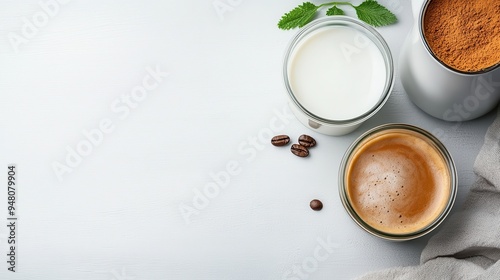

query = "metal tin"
[[338, 124, 457, 241], [419, 0, 500, 75], [400, 0, 500, 121], [283, 17, 394, 136]]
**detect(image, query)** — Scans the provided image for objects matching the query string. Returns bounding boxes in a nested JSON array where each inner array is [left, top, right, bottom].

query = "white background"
[[0, 0, 497, 279]]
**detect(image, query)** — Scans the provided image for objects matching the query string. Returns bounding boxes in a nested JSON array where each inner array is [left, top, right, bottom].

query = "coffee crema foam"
[[346, 130, 451, 235]]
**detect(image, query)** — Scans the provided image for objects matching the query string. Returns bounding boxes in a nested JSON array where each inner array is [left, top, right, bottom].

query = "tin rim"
[[338, 124, 458, 241], [419, 0, 500, 75], [283, 16, 394, 126]]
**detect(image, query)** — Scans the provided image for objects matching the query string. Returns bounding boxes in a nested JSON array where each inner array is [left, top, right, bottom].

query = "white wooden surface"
[[0, 1, 496, 279]]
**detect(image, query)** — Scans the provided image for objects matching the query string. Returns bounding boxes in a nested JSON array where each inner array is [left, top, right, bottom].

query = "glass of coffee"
[[339, 124, 457, 240]]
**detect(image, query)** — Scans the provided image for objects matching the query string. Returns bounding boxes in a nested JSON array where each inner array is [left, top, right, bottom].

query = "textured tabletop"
[[0, 1, 496, 279]]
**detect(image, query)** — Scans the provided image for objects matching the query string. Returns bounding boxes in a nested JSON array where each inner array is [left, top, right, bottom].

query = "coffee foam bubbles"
[[346, 130, 451, 235]]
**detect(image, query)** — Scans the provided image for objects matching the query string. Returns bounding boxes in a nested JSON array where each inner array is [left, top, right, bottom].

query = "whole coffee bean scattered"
[[291, 144, 309, 157], [298, 134, 316, 148], [271, 135, 291, 146], [310, 199, 323, 211]]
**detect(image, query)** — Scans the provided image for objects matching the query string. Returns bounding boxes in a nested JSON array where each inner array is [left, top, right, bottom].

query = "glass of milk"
[[283, 16, 394, 136]]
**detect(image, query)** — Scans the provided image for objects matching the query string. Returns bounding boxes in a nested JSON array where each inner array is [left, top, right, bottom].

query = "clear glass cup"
[[283, 16, 394, 136], [338, 123, 457, 240]]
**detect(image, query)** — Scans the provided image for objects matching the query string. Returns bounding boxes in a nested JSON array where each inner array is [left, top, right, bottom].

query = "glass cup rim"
[[338, 123, 458, 241], [283, 16, 395, 126]]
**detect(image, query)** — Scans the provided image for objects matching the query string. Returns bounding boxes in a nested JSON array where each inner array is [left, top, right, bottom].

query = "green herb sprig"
[[278, 0, 397, 30]]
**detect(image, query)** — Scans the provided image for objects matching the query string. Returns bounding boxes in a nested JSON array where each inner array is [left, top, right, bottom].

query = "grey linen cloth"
[[358, 106, 500, 280]]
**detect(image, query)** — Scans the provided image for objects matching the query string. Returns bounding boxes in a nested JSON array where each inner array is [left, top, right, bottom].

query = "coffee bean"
[[271, 135, 290, 146], [310, 199, 323, 211], [299, 134, 316, 148], [291, 144, 309, 157]]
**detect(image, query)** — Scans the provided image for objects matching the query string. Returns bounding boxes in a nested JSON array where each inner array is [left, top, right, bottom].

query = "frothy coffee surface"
[[346, 130, 451, 235]]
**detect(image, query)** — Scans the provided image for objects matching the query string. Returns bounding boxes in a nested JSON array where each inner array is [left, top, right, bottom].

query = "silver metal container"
[[339, 124, 457, 241], [400, 0, 500, 121]]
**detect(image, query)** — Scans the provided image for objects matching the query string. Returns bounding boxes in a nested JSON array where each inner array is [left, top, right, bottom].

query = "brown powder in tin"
[[423, 0, 500, 72]]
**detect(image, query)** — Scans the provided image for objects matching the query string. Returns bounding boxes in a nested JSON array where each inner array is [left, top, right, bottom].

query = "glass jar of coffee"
[[339, 124, 457, 240]]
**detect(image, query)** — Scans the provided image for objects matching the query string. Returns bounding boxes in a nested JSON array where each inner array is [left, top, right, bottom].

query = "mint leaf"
[[278, 2, 319, 30], [354, 0, 397, 27], [278, 1, 398, 30], [326, 6, 345, 16]]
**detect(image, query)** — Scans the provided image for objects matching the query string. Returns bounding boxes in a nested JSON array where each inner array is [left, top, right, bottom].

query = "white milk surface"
[[288, 26, 387, 121]]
